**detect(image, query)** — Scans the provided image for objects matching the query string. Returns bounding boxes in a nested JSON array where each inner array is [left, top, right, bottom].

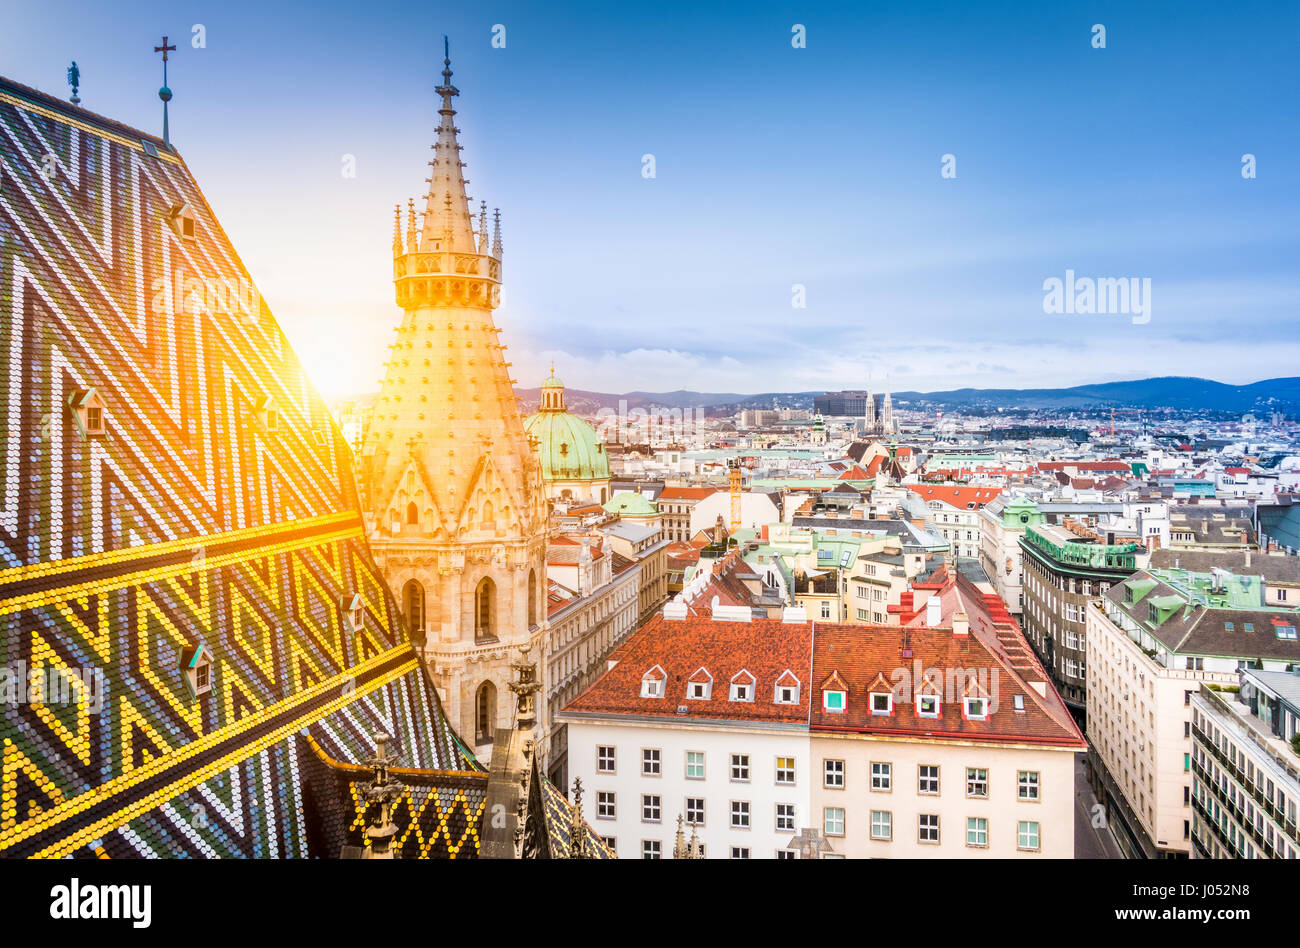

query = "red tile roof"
[[1038, 460, 1130, 473], [562, 613, 813, 723], [658, 486, 717, 500], [809, 620, 1084, 747], [905, 485, 1003, 508]]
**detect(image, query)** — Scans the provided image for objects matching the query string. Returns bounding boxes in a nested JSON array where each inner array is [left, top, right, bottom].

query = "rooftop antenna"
[[66, 61, 81, 105], [154, 35, 177, 148]]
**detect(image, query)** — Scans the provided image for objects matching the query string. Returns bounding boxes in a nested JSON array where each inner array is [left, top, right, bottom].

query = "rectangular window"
[[685, 750, 705, 779], [919, 813, 940, 844], [823, 690, 845, 712], [870, 810, 892, 840], [641, 748, 661, 776], [641, 839, 661, 860], [1018, 820, 1041, 851], [871, 761, 892, 792], [776, 803, 796, 832], [730, 754, 750, 781], [597, 791, 616, 819], [730, 846, 751, 859], [601, 836, 616, 854], [824, 806, 845, 837], [597, 745, 616, 773], [775, 756, 796, 785], [919, 764, 940, 795], [776, 849, 796, 860], [685, 797, 705, 826], [966, 817, 988, 847], [871, 692, 892, 715], [967, 768, 988, 798], [1018, 771, 1040, 801], [824, 759, 845, 789], [730, 800, 751, 829], [641, 794, 661, 823]]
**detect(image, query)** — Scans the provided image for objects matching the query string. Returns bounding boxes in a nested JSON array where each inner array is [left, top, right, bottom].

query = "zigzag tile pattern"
[[0, 77, 483, 858]]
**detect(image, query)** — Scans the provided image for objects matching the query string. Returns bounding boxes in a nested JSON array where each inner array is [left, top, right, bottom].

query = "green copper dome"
[[524, 372, 610, 483], [602, 492, 659, 516]]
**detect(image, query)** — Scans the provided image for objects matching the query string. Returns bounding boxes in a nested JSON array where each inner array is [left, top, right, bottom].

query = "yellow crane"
[[728, 458, 742, 539]]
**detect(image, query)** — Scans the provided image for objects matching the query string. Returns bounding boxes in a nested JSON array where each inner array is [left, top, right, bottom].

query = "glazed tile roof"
[[0, 74, 484, 859]]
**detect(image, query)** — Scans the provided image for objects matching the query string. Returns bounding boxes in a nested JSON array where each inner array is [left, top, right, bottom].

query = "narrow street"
[[1075, 755, 1124, 859]]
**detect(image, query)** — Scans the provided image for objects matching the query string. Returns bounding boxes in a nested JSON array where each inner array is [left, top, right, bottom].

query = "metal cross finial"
[[154, 36, 177, 62], [154, 36, 177, 147]]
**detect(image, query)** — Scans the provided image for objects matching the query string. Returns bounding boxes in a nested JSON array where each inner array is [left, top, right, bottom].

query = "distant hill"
[[512, 377, 1300, 415], [891, 377, 1300, 412]]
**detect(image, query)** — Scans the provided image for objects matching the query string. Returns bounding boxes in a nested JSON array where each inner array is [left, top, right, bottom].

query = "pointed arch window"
[[406, 501, 419, 525], [528, 568, 538, 627], [402, 579, 425, 638], [475, 680, 496, 745], [475, 577, 496, 642]]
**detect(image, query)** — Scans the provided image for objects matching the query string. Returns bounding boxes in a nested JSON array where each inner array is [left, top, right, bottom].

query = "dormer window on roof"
[[253, 395, 280, 434], [67, 387, 107, 439], [169, 203, 196, 242], [870, 692, 893, 716], [964, 696, 989, 720], [686, 667, 713, 700], [773, 670, 801, 705], [729, 670, 756, 702], [820, 671, 848, 713], [342, 593, 365, 632], [180, 644, 214, 698], [641, 665, 667, 699]]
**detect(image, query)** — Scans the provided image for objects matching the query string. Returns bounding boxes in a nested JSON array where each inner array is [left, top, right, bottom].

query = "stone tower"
[[359, 44, 547, 762]]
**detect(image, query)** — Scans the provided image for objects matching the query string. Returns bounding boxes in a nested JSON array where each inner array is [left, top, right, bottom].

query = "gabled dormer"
[[867, 671, 895, 717], [773, 669, 801, 705], [67, 387, 107, 439], [169, 202, 197, 242], [686, 667, 713, 700], [820, 670, 848, 713], [179, 643, 213, 698], [253, 394, 280, 434], [341, 593, 366, 633], [962, 677, 991, 721], [641, 664, 667, 699], [729, 669, 756, 702], [915, 675, 943, 718]]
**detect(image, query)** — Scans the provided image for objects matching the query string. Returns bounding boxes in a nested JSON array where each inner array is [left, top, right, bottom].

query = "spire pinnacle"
[[477, 200, 490, 254], [492, 207, 502, 258], [392, 204, 402, 256], [422, 36, 475, 252]]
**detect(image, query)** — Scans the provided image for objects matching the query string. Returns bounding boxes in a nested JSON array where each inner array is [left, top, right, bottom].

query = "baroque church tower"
[[359, 45, 547, 760]]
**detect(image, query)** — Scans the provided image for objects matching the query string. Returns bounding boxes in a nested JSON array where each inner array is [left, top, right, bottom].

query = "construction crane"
[[727, 457, 743, 540]]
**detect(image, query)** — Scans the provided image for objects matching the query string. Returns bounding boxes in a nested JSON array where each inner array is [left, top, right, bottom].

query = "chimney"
[[1244, 549, 1252, 567], [926, 595, 941, 627], [952, 612, 969, 637]]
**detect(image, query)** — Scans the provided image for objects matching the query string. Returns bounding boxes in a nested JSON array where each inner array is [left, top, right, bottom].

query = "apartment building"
[[1086, 568, 1300, 858], [1190, 672, 1300, 859], [906, 485, 1003, 560], [601, 520, 671, 623], [978, 495, 1043, 617], [1021, 521, 1148, 712], [657, 486, 716, 542], [561, 599, 1084, 858], [542, 535, 642, 787], [560, 612, 814, 859]]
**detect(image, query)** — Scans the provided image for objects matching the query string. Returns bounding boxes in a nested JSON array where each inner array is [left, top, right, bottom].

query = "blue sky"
[[4, 0, 1299, 398]]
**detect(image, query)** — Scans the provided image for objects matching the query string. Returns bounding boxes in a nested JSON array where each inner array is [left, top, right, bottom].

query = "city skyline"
[[4, 0, 1297, 399]]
